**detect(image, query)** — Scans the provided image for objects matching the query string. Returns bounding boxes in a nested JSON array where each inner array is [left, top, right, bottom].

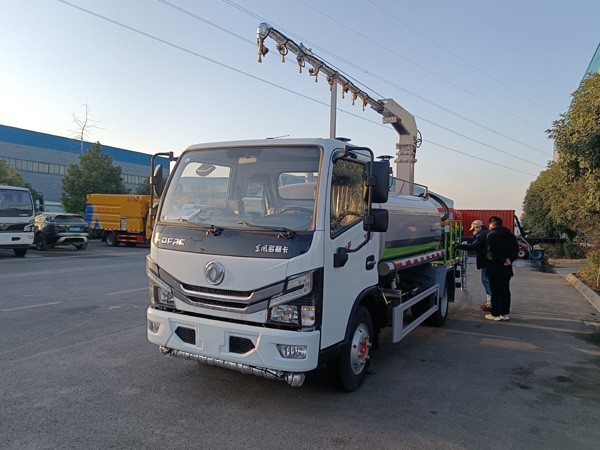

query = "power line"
[[414, 116, 543, 167], [55, 0, 541, 177], [293, 0, 546, 131], [160, 0, 544, 166], [157, 0, 254, 46], [220, 0, 550, 157], [367, 0, 558, 118], [424, 140, 538, 176]]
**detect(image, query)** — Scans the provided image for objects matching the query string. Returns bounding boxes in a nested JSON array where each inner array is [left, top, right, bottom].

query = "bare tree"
[[69, 100, 105, 153]]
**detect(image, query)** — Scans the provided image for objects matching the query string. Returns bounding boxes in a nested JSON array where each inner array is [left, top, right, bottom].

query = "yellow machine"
[[85, 194, 154, 246]]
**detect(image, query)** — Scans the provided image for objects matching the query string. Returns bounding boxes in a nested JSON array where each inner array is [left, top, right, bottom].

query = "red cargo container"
[[457, 209, 515, 237]]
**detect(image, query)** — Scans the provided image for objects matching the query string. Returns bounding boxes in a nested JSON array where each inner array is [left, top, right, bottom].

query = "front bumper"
[[147, 306, 320, 378], [0, 232, 33, 248]]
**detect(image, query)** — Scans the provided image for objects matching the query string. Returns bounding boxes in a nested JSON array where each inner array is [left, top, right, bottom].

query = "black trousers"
[[488, 275, 512, 316]]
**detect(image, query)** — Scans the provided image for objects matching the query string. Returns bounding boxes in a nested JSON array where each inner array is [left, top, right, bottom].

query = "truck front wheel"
[[35, 233, 48, 251], [331, 305, 373, 392], [105, 232, 119, 247]]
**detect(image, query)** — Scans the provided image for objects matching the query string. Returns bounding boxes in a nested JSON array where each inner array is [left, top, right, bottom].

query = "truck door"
[[321, 157, 378, 349]]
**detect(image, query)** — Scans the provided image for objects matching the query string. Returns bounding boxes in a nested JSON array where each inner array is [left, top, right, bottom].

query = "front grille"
[[188, 296, 248, 310], [175, 326, 196, 344], [181, 283, 253, 298], [0, 223, 27, 232], [229, 336, 255, 354]]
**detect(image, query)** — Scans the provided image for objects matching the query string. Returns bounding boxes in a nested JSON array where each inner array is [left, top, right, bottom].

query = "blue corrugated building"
[[0, 124, 170, 201]]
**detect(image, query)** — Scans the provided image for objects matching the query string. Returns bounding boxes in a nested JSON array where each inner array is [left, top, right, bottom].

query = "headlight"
[[147, 262, 175, 308], [270, 304, 298, 324], [269, 272, 313, 307], [267, 271, 320, 327]]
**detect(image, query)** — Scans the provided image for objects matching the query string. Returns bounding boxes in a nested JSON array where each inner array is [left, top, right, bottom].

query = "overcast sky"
[[1, 0, 599, 214]]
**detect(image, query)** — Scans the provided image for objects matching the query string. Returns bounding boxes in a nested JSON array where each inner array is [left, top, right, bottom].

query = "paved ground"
[[1, 245, 599, 449]]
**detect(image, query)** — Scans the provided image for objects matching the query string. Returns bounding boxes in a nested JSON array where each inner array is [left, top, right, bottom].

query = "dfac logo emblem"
[[204, 261, 225, 286], [161, 237, 185, 246]]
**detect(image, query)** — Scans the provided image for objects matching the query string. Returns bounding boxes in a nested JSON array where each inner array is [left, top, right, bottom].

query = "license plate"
[[70, 227, 82, 232]]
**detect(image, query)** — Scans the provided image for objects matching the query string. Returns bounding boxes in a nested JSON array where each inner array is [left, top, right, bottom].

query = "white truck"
[[146, 138, 463, 391], [0, 185, 35, 257]]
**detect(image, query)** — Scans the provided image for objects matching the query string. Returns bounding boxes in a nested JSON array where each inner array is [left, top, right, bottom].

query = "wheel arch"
[[343, 285, 381, 349]]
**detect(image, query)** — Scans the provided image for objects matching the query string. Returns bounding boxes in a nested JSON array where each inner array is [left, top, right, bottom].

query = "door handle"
[[366, 255, 375, 270]]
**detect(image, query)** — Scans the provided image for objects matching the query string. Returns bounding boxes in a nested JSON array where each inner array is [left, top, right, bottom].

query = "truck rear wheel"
[[331, 305, 373, 392], [425, 285, 449, 327], [105, 232, 119, 247]]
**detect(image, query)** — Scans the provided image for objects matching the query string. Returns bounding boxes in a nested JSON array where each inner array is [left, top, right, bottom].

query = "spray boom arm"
[[257, 22, 420, 190]]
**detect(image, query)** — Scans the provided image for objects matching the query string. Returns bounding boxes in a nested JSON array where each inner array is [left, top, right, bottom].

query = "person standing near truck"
[[456, 220, 492, 311], [484, 216, 519, 321]]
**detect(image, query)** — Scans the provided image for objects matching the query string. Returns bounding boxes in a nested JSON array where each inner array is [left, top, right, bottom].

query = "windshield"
[[44, 203, 65, 213], [0, 188, 34, 217], [159, 146, 321, 231]]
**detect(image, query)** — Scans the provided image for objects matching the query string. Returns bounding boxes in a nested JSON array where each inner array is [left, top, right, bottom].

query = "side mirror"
[[363, 208, 389, 233], [365, 161, 389, 204], [38, 192, 45, 212], [151, 164, 164, 197]]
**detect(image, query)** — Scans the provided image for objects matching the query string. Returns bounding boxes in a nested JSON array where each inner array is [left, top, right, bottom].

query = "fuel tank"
[[378, 194, 442, 261]]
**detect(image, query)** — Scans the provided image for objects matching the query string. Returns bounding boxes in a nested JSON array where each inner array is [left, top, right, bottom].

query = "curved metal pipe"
[[159, 346, 305, 387]]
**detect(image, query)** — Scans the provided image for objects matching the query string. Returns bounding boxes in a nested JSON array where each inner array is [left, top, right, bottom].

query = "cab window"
[[330, 159, 365, 237]]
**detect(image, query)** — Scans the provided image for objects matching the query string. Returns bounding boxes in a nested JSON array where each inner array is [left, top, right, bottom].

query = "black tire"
[[75, 242, 88, 251], [331, 305, 374, 392], [425, 285, 449, 327], [531, 249, 544, 260], [14, 248, 27, 257], [105, 232, 119, 247], [35, 233, 48, 251]]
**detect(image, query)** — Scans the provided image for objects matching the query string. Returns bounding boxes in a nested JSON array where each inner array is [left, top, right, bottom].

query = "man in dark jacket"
[[485, 216, 519, 321], [456, 220, 492, 310]]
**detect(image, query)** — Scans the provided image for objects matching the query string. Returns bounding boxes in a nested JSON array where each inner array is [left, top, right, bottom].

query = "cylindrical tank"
[[378, 194, 442, 262]]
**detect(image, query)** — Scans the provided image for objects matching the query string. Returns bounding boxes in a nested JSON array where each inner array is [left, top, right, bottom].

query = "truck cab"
[[0, 186, 35, 257]]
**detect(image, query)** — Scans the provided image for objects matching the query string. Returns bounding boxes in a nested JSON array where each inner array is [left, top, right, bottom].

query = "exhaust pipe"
[[159, 346, 305, 387]]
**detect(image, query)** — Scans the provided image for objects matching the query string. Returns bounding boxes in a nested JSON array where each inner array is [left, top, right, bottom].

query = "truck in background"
[[146, 138, 464, 391], [85, 194, 154, 246], [457, 209, 565, 260], [42, 201, 65, 213], [458, 209, 516, 238], [0, 185, 35, 256]]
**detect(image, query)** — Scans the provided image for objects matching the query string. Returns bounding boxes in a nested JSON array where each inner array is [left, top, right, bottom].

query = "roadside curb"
[[565, 273, 600, 313], [548, 258, 587, 264]]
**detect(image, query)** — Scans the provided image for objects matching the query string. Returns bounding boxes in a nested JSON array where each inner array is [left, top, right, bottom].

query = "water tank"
[[378, 194, 442, 261]]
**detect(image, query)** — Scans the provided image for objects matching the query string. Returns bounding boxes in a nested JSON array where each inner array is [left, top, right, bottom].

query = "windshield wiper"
[[176, 217, 223, 236], [236, 220, 295, 240]]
